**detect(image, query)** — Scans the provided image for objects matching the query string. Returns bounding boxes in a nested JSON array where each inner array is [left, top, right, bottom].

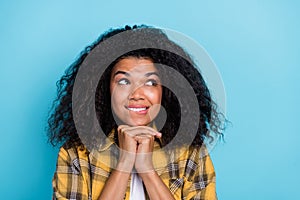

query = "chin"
[[124, 119, 151, 127], [128, 122, 150, 127]]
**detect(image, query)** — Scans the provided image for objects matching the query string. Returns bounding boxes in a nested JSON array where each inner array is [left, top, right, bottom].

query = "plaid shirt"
[[52, 130, 217, 200]]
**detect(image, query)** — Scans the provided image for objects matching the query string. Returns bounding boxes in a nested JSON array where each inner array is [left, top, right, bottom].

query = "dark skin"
[[98, 58, 175, 200]]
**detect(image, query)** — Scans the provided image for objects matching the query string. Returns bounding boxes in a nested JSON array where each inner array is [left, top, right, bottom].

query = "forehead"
[[111, 57, 157, 74]]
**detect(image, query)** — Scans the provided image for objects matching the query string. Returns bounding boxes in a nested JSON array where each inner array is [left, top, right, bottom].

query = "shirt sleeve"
[[182, 147, 217, 200], [52, 146, 90, 200]]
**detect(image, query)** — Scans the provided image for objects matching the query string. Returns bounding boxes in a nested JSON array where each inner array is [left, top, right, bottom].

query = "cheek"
[[110, 87, 129, 109], [110, 87, 120, 111], [155, 87, 163, 102], [146, 88, 162, 104]]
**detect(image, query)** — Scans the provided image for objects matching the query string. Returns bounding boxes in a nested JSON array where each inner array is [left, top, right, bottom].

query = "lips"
[[125, 105, 149, 114]]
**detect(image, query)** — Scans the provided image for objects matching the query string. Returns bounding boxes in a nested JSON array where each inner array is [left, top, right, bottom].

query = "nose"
[[129, 85, 145, 100]]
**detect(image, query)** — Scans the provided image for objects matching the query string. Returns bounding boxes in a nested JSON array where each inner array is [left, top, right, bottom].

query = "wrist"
[[138, 170, 158, 181], [116, 159, 135, 173], [135, 164, 155, 174], [117, 149, 136, 173]]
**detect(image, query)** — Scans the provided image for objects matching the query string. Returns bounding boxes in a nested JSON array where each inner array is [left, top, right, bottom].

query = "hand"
[[117, 125, 161, 173], [129, 126, 161, 173], [116, 125, 138, 173], [134, 134, 155, 173]]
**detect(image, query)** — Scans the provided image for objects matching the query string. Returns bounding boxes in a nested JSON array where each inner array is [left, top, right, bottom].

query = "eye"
[[145, 79, 158, 86], [117, 78, 130, 85]]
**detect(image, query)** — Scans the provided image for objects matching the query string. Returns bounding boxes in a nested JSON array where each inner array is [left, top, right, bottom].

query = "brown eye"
[[145, 79, 158, 86]]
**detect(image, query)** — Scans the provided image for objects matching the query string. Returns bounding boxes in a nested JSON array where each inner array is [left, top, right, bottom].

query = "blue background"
[[0, 0, 299, 199]]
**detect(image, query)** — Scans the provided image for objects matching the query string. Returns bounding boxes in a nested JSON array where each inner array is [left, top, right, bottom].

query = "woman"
[[48, 25, 224, 200]]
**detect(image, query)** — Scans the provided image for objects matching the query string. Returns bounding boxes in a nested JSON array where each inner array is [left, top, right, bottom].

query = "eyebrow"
[[113, 71, 159, 77], [145, 72, 159, 77], [113, 71, 130, 77]]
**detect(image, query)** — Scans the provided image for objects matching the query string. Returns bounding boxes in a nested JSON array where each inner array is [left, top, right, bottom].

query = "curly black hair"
[[47, 25, 225, 150]]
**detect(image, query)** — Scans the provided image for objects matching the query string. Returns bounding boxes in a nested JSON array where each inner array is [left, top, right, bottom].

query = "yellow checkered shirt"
[[52, 131, 217, 200]]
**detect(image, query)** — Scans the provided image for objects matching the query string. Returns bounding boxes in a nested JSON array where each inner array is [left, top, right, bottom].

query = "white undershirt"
[[129, 171, 145, 200]]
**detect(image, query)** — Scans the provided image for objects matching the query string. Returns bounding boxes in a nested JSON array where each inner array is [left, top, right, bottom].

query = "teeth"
[[127, 107, 147, 112]]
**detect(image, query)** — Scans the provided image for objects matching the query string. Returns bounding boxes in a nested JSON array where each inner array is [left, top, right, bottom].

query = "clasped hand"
[[116, 125, 162, 174]]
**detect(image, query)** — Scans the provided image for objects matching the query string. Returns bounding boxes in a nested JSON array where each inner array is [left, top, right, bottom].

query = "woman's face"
[[110, 57, 162, 126]]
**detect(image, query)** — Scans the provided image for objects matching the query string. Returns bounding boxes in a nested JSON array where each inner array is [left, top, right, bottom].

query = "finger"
[[121, 126, 161, 137], [125, 125, 158, 133], [155, 132, 162, 138], [135, 126, 161, 138], [117, 125, 130, 134], [134, 134, 152, 139], [118, 125, 162, 137], [134, 135, 154, 145]]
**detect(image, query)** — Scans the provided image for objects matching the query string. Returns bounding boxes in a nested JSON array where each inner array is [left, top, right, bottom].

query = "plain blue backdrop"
[[0, 0, 299, 199]]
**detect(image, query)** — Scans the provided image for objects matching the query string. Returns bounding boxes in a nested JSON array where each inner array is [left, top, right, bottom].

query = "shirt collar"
[[98, 128, 116, 152]]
